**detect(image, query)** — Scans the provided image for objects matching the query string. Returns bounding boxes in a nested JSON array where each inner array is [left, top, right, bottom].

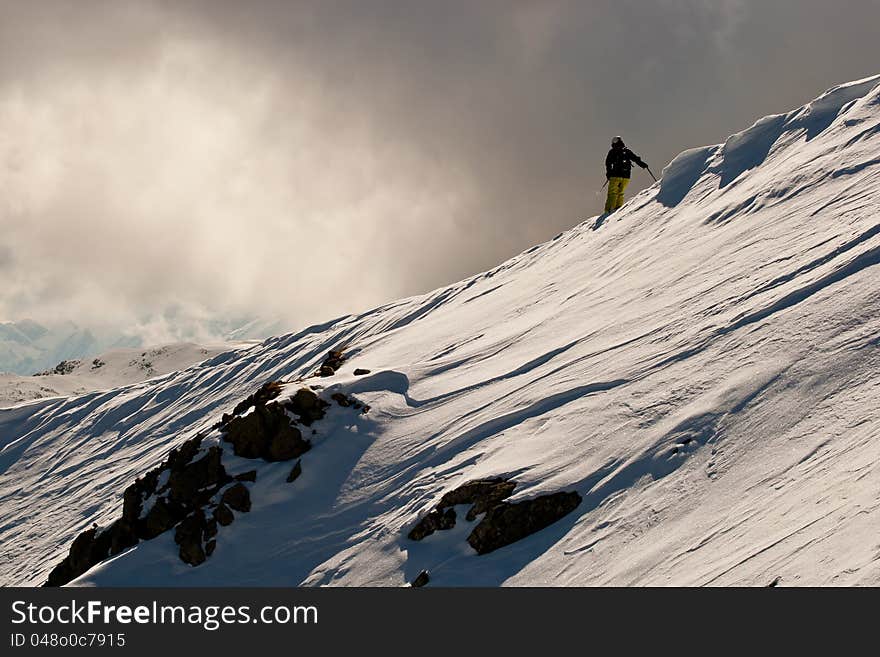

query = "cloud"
[[2, 1, 879, 340]]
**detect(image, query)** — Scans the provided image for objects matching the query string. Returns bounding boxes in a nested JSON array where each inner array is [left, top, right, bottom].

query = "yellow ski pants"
[[604, 176, 630, 213]]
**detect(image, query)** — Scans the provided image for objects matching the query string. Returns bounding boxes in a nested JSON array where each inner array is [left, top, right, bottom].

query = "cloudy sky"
[[2, 0, 879, 342]]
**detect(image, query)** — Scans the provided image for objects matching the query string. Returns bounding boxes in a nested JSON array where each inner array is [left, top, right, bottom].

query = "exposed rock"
[[437, 478, 517, 521], [466, 491, 582, 555], [284, 388, 330, 425], [223, 403, 311, 461], [331, 392, 351, 407], [286, 459, 302, 483], [221, 483, 251, 513], [213, 502, 234, 526], [222, 410, 266, 458], [167, 446, 228, 504], [45, 375, 349, 585], [165, 434, 204, 472], [407, 479, 516, 542], [138, 497, 180, 540], [230, 380, 285, 417], [175, 509, 209, 566], [267, 422, 308, 461], [412, 570, 430, 588], [407, 507, 456, 541], [204, 517, 218, 540], [353, 368, 371, 376], [45, 528, 99, 587], [37, 359, 81, 376], [316, 349, 346, 377], [106, 519, 138, 555]]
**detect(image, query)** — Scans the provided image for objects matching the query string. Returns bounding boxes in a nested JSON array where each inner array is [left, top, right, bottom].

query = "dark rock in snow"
[[286, 459, 302, 483], [204, 517, 218, 540], [467, 491, 582, 555], [222, 410, 266, 458], [45, 528, 100, 587], [175, 509, 209, 566], [234, 470, 257, 482], [107, 519, 138, 556], [221, 483, 251, 513], [353, 368, 371, 376], [267, 422, 308, 461], [138, 497, 180, 540], [168, 446, 228, 504], [412, 570, 430, 588], [230, 380, 285, 417], [285, 388, 329, 425], [316, 349, 346, 377], [166, 434, 204, 472], [223, 403, 311, 461], [331, 392, 351, 407], [408, 507, 457, 541], [437, 478, 517, 521], [213, 503, 234, 527]]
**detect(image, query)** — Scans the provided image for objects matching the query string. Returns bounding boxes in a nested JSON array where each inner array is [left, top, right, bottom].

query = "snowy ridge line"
[[1, 74, 880, 586]]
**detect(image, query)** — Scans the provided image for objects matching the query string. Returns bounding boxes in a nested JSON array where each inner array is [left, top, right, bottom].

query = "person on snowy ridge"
[[604, 136, 648, 213]]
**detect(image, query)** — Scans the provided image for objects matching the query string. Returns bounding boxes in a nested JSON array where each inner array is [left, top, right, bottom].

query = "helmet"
[[611, 136, 624, 146]]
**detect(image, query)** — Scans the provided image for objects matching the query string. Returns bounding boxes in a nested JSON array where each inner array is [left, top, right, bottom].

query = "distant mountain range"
[[0, 317, 288, 375]]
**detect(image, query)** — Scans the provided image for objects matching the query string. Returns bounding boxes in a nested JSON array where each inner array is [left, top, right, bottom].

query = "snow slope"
[[0, 343, 233, 408], [1, 75, 879, 587]]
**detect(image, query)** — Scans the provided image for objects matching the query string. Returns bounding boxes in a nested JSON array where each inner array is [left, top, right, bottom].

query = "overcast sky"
[[2, 0, 880, 342]]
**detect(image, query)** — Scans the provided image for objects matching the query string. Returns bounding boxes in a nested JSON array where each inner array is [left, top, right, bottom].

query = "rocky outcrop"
[[286, 459, 302, 483], [45, 433, 234, 586], [220, 483, 251, 512], [412, 570, 430, 587], [36, 360, 81, 376], [466, 491, 582, 555], [229, 380, 284, 418], [438, 479, 517, 521], [222, 403, 311, 461], [174, 508, 216, 566], [213, 503, 234, 526], [44, 378, 356, 585], [408, 507, 457, 541], [316, 349, 346, 377], [408, 478, 516, 541], [353, 368, 371, 376], [283, 388, 330, 426], [407, 478, 581, 555]]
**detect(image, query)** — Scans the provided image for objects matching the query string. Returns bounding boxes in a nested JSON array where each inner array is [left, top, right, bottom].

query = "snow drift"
[[1, 75, 879, 587]]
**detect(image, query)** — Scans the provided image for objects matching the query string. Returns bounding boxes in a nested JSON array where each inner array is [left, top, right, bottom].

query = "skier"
[[604, 136, 648, 213]]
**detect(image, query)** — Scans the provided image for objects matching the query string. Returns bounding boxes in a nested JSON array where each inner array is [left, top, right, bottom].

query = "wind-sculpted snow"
[[2, 76, 880, 587]]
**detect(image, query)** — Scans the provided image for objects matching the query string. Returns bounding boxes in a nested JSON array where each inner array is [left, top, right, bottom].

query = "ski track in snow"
[[2, 75, 880, 587]]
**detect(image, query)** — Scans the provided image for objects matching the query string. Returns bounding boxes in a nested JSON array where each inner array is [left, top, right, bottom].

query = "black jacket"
[[606, 145, 646, 179]]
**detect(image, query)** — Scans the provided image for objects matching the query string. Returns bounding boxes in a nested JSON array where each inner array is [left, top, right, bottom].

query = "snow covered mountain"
[[0, 317, 286, 376], [1, 75, 879, 587], [0, 343, 234, 408], [0, 320, 140, 376]]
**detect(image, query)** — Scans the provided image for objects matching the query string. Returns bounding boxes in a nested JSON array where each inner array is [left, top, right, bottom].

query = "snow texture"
[[1, 75, 879, 587]]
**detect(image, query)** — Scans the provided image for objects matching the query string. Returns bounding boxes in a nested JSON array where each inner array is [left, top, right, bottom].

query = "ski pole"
[[647, 166, 658, 183]]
